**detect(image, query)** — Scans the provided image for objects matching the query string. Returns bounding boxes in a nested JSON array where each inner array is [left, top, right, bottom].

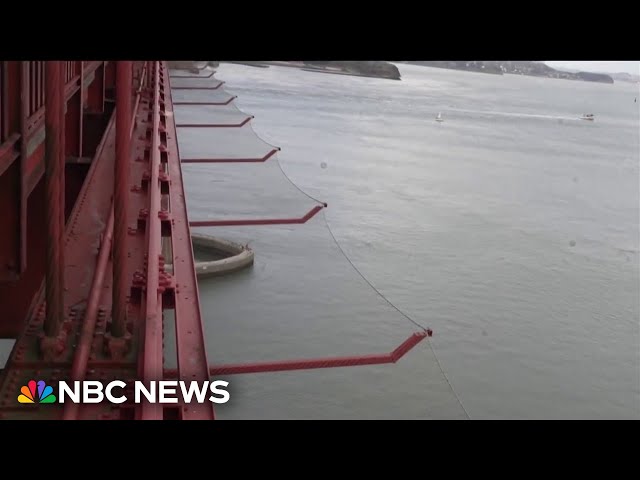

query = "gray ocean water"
[[175, 63, 639, 420], [2, 63, 636, 419]]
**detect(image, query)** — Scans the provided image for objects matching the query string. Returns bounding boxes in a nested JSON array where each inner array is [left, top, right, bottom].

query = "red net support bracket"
[[164, 330, 431, 377], [176, 117, 252, 128], [189, 204, 326, 227], [171, 81, 224, 90], [173, 96, 237, 106], [181, 148, 279, 164], [170, 71, 215, 79]]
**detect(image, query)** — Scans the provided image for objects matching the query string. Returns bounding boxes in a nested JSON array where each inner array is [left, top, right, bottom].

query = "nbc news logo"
[[18, 380, 56, 404], [18, 379, 230, 405]]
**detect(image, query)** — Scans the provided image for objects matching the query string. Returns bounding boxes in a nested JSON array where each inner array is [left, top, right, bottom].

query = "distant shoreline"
[[299, 67, 401, 80], [399, 61, 619, 85], [223, 61, 401, 80]]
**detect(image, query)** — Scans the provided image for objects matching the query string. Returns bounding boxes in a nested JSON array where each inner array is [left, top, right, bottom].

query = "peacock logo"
[[18, 380, 57, 404]]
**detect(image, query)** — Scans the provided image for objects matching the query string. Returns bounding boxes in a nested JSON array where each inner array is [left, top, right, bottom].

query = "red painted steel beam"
[[132, 60, 147, 139], [170, 71, 215, 79], [0, 62, 4, 142], [43, 61, 63, 337], [181, 148, 279, 164], [135, 63, 147, 97], [173, 96, 237, 106], [0, 80, 120, 418], [175, 117, 252, 128], [189, 204, 326, 228], [112, 62, 132, 338], [59, 63, 66, 309], [0, 133, 19, 177], [3, 63, 21, 139], [139, 61, 163, 420], [172, 82, 224, 90], [81, 61, 103, 82], [62, 206, 114, 420], [64, 61, 83, 160], [163, 61, 215, 420], [85, 63, 105, 114], [164, 331, 431, 377], [16, 62, 29, 276]]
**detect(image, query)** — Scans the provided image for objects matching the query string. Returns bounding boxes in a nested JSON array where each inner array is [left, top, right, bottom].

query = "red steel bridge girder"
[[0, 61, 105, 336]]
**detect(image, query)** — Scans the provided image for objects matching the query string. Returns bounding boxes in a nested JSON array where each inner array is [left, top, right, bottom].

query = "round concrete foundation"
[[166, 233, 254, 278]]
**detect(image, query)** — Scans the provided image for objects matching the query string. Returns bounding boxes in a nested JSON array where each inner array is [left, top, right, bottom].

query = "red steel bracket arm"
[[189, 204, 326, 228], [164, 330, 432, 377], [181, 148, 278, 164]]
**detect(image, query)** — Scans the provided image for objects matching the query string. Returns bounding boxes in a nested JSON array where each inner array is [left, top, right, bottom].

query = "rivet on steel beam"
[[103, 333, 131, 360], [62, 319, 73, 333], [39, 334, 67, 361]]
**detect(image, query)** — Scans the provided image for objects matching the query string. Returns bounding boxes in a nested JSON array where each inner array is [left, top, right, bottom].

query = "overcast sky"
[[545, 61, 639, 75]]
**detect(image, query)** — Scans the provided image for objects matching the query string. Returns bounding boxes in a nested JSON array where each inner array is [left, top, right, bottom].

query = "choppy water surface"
[[176, 63, 639, 419]]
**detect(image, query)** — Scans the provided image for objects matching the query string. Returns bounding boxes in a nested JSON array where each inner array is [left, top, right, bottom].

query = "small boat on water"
[[580, 113, 595, 121], [435, 112, 444, 122]]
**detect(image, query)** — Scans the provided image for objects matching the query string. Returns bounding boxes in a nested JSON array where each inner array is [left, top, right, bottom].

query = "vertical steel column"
[[112, 61, 132, 338], [58, 63, 66, 312], [43, 61, 63, 337]]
